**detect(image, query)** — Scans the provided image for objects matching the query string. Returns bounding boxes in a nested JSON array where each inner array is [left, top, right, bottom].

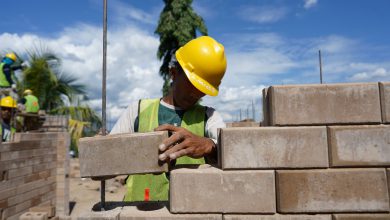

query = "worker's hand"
[[154, 124, 215, 161]]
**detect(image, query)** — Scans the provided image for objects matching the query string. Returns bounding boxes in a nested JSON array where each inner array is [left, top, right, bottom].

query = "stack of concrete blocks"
[[41, 116, 68, 132], [226, 120, 259, 128], [77, 82, 390, 219], [54, 133, 70, 217], [0, 132, 70, 220]]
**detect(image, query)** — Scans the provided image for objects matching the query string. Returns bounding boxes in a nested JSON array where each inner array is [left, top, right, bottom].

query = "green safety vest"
[[124, 99, 206, 201], [0, 63, 10, 87], [25, 95, 40, 113], [0, 124, 16, 142]]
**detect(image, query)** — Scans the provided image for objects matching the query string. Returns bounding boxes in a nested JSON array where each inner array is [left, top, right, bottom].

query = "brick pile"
[[0, 132, 70, 220], [77, 82, 390, 219]]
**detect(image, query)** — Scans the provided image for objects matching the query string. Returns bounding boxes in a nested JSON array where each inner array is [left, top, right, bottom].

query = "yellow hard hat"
[[24, 89, 33, 95], [0, 96, 17, 108], [5, 52, 17, 62], [175, 36, 227, 96]]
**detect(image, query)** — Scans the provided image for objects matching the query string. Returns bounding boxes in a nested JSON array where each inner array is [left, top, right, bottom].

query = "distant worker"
[[0, 53, 19, 89], [20, 89, 40, 113], [19, 89, 40, 131], [111, 36, 227, 201], [0, 96, 17, 142]]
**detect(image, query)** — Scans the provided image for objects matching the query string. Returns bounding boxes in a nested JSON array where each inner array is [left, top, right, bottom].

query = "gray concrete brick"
[[78, 132, 169, 178], [226, 121, 259, 128], [120, 205, 221, 219], [19, 212, 48, 220], [224, 214, 331, 220], [329, 125, 390, 166], [170, 165, 275, 213], [276, 169, 390, 213], [380, 82, 390, 123], [220, 127, 328, 169], [77, 207, 122, 220], [333, 214, 390, 220], [267, 83, 381, 125]]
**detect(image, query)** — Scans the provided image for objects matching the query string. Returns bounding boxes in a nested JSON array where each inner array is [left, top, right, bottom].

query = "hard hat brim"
[[176, 55, 219, 97]]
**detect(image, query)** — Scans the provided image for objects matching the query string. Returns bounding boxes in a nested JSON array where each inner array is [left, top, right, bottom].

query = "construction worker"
[[110, 36, 227, 201], [20, 89, 40, 113], [0, 96, 17, 142], [18, 89, 40, 131], [0, 53, 18, 89]]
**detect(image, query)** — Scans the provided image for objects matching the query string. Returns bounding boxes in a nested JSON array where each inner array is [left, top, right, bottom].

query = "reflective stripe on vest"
[[25, 95, 40, 113], [124, 98, 205, 202], [0, 63, 11, 87]]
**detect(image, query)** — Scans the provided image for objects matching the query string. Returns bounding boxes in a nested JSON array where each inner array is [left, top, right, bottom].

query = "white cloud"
[[348, 68, 388, 81], [304, 0, 318, 9], [239, 6, 288, 24]]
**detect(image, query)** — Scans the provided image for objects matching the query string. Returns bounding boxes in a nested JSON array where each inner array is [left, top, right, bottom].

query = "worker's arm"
[[155, 124, 216, 160], [156, 107, 225, 161]]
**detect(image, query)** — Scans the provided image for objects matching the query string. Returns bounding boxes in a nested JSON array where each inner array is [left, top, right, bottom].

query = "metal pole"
[[252, 100, 255, 121], [319, 50, 323, 84], [101, 0, 108, 211]]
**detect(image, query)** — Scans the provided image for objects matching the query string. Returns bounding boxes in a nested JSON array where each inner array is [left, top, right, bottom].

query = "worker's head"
[[2, 52, 17, 65], [24, 89, 33, 95], [169, 36, 227, 109], [1, 96, 17, 122]]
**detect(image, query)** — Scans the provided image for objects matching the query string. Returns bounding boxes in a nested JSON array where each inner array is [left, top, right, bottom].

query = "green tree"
[[155, 0, 208, 95], [20, 47, 101, 155], [21, 49, 86, 111]]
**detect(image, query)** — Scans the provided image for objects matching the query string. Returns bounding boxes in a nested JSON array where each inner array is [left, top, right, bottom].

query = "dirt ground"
[[69, 158, 127, 218]]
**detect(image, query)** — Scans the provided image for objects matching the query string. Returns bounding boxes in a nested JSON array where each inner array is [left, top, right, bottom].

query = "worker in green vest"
[[20, 89, 40, 113], [111, 36, 227, 202], [0, 96, 17, 142], [0, 52, 20, 89]]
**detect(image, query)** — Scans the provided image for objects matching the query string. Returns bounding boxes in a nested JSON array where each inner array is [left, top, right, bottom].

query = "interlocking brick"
[[224, 214, 331, 220], [266, 83, 381, 125], [277, 169, 390, 213], [77, 207, 122, 220], [220, 127, 328, 169], [328, 125, 390, 166], [170, 165, 275, 213], [380, 82, 390, 123], [333, 214, 390, 220], [78, 131, 169, 178], [29, 205, 55, 217], [19, 212, 48, 220], [120, 205, 221, 219]]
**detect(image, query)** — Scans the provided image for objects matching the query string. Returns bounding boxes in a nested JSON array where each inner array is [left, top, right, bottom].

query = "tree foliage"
[[155, 0, 208, 95]]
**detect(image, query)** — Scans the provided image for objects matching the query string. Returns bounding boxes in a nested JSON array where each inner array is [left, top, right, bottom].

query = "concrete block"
[[19, 212, 48, 220], [276, 169, 390, 213], [267, 83, 381, 125], [380, 82, 390, 123], [77, 207, 122, 220], [328, 125, 390, 166], [170, 165, 275, 213], [78, 131, 168, 178], [224, 214, 331, 220], [29, 206, 55, 217], [226, 121, 259, 128], [333, 214, 390, 220], [120, 205, 221, 219], [220, 127, 328, 169]]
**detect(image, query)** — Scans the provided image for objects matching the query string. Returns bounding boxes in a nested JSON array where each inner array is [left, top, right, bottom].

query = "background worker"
[[0, 53, 19, 90], [110, 36, 227, 201], [0, 96, 17, 142], [18, 89, 40, 131]]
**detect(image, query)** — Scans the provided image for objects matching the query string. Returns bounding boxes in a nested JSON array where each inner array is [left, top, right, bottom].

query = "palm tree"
[[20, 46, 101, 155]]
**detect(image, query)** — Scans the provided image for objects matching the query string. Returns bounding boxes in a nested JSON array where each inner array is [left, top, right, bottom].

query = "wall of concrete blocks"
[[0, 132, 70, 220], [78, 82, 390, 219]]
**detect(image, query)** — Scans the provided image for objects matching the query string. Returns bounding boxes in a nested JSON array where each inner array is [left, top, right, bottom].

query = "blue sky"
[[2, 0, 390, 127]]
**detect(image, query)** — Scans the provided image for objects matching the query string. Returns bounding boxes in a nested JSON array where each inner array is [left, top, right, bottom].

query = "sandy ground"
[[69, 158, 127, 218]]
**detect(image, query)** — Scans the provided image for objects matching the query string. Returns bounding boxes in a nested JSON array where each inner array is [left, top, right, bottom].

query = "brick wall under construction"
[[77, 82, 390, 219], [0, 132, 70, 220]]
